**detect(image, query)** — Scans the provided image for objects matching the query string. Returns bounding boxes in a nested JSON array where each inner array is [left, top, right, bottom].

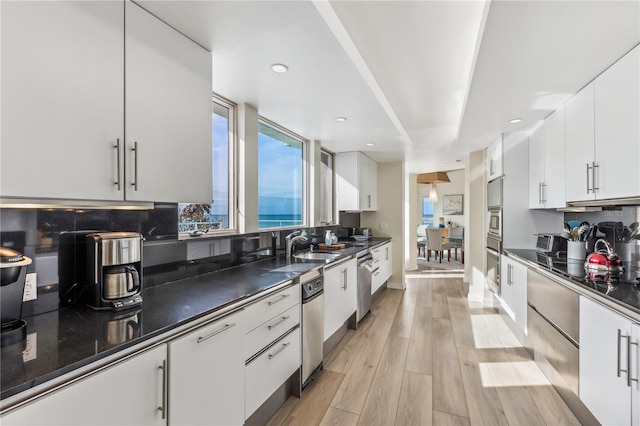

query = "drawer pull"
[[268, 315, 290, 330], [268, 293, 290, 306], [197, 322, 236, 343], [268, 341, 291, 360]]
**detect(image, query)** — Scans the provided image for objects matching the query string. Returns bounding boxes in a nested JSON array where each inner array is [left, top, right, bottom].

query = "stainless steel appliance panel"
[[527, 269, 579, 344], [99, 233, 142, 266], [356, 254, 374, 322], [486, 247, 500, 295], [302, 291, 323, 387], [487, 177, 503, 209], [528, 305, 579, 396], [488, 209, 502, 240]]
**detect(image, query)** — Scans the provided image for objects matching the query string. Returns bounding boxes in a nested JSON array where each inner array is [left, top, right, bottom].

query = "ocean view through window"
[[258, 120, 305, 229], [178, 96, 234, 235], [422, 198, 434, 227]]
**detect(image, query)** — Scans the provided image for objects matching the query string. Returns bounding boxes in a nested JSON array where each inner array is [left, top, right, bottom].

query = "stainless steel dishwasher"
[[301, 268, 324, 389], [357, 252, 375, 322]]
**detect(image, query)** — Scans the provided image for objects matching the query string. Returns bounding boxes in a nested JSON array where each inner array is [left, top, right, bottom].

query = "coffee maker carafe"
[[86, 232, 143, 310]]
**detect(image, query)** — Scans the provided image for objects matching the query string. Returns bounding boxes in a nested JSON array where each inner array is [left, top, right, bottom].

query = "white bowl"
[[352, 235, 369, 242]]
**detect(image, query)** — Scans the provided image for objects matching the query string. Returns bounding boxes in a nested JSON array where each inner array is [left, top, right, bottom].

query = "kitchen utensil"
[[571, 227, 579, 241], [597, 221, 624, 242], [563, 222, 571, 233], [584, 239, 625, 275], [568, 220, 582, 230], [576, 222, 590, 241], [560, 232, 572, 240], [626, 222, 639, 242]]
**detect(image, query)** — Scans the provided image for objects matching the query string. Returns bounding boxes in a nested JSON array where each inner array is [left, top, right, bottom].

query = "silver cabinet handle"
[[268, 293, 290, 306], [592, 162, 599, 193], [630, 338, 639, 386], [342, 268, 348, 290], [373, 271, 380, 277], [158, 360, 167, 419], [197, 322, 236, 343], [490, 158, 494, 175], [268, 315, 290, 330], [538, 182, 542, 205], [114, 139, 121, 190], [268, 341, 291, 360], [618, 329, 629, 379], [131, 141, 138, 191], [586, 163, 592, 193], [541, 182, 547, 204], [367, 194, 371, 208]]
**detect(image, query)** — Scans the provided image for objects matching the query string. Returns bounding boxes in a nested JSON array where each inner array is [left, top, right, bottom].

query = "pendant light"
[[417, 172, 450, 204]]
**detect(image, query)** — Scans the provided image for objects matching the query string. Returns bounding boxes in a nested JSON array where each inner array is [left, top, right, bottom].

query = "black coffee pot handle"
[[125, 265, 140, 292]]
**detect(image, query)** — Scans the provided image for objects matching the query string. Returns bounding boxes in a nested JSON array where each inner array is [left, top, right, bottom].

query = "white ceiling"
[[137, 0, 640, 174]]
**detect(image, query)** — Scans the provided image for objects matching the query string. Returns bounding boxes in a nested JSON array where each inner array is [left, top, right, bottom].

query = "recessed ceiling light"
[[509, 118, 523, 124], [439, 163, 445, 166], [335, 117, 347, 122], [366, 143, 375, 147], [270, 63, 289, 73]]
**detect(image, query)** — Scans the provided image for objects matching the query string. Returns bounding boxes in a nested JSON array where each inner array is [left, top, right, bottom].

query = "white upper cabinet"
[[565, 83, 596, 202], [529, 106, 566, 209], [336, 152, 378, 211], [1, 1, 125, 201], [125, 2, 212, 203], [565, 45, 640, 202], [486, 134, 504, 182], [0, 1, 213, 204], [593, 45, 640, 200]]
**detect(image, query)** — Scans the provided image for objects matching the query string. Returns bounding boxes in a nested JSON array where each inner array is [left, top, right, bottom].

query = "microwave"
[[488, 209, 502, 240], [536, 233, 567, 254]]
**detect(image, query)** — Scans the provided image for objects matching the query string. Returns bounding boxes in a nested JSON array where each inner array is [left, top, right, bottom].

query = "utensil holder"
[[567, 241, 586, 260]]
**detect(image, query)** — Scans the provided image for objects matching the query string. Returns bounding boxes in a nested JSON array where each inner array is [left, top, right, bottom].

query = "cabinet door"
[[2, 345, 166, 425], [633, 323, 640, 426], [500, 260, 514, 320], [323, 258, 357, 341], [579, 296, 632, 426], [335, 152, 360, 211], [125, 2, 212, 203], [358, 154, 377, 211], [528, 124, 545, 208], [511, 261, 527, 334], [594, 45, 640, 200], [1, 1, 124, 201], [542, 106, 566, 208], [486, 134, 504, 182], [169, 310, 245, 426], [565, 83, 596, 202]]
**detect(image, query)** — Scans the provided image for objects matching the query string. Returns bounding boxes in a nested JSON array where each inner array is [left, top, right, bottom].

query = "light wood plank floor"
[[267, 275, 580, 426]]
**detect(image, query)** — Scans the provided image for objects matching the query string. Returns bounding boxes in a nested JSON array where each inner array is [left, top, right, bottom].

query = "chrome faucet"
[[285, 231, 308, 259]]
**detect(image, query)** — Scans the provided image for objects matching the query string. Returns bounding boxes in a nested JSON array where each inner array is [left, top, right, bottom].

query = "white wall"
[[361, 161, 405, 289], [467, 150, 491, 304]]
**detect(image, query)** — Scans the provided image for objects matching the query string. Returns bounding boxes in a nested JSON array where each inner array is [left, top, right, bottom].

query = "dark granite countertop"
[[1, 237, 390, 403], [504, 248, 640, 318]]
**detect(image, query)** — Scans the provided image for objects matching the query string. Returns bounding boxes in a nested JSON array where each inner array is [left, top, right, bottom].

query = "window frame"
[[178, 93, 238, 239], [257, 116, 308, 231]]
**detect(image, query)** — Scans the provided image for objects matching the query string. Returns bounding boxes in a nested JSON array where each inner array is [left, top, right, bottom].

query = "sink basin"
[[293, 252, 342, 261]]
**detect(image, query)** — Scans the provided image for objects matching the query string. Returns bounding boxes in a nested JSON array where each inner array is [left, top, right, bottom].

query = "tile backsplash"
[[0, 205, 297, 317]]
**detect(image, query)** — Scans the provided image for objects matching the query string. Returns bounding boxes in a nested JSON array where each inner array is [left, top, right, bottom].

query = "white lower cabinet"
[[323, 258, 357, 341], [245, 327, 301, 417], [371, 242, 392, 294], [168, 309, 245, 426], [1, 345, 167, 425], [499, 257, 527, 334], [579, 296, 639, 425]]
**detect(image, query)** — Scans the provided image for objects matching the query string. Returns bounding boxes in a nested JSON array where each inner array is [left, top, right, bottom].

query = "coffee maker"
[[85, 232, 143, 310], [1, 247, 32, 346]]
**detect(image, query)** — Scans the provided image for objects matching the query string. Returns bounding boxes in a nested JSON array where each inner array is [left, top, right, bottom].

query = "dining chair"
[[426, 227, 444, 263], [417, 225, 427, 257], [443, 226, 464, 263]]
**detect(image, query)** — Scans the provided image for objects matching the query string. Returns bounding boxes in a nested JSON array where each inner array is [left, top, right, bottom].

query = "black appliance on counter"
[[59, 231, 143, 311], [0, 247, 32, 346]]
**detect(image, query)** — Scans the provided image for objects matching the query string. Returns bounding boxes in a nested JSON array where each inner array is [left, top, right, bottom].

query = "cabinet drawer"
[[244, 304, 300, 360], [244, 283, 299, 333], [245, 327, 300, 418], [372, 268, 386, 294]]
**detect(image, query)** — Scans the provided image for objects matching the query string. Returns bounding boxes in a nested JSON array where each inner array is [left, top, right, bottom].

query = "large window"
[[422, 198, 435, 227], [178, 95, 235, 236], [258, 119, 305, 229]]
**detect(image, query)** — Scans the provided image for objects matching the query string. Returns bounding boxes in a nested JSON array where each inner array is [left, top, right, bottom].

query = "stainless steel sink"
[[293, 252, 342, 261]]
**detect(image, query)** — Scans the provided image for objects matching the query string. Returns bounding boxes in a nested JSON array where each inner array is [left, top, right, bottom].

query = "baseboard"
[[387, 279, 404, 290]]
